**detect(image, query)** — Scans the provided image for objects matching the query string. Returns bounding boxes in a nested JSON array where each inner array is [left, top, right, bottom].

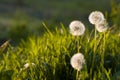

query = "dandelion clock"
[[95, 20, 108, 32], [88, 11, 105, 25], [70, 53, 85, 71], [69, 20, 85, 36]]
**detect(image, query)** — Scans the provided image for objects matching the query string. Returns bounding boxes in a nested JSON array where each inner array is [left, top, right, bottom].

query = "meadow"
[[0, 0, 120, 80]]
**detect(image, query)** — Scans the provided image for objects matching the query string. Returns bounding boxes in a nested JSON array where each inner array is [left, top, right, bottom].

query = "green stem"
[[101, 32, 106, 68], [94, 28, 97, 53], [76, 70, 78, 80], [77, 36, 80, 53], [90, 28, 97, 79], [76, 70, 80, 80]]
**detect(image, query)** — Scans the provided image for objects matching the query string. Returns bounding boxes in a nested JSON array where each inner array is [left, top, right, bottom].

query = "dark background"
[[0, 0, 120, 44]]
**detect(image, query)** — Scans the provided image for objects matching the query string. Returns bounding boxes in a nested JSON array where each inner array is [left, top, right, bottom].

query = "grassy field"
[[0, 22, 120, 79], [0, 0, 120, 80]]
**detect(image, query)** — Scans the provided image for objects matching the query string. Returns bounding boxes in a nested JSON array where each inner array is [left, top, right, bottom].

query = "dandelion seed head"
[[118, 33, 120, 37], [89, 11, 105, 25], [31, 63, 35, 66], [69, 20, 85, 36], [95, 20, 108, 32], [24, 63, 30, 69], [60, 28, 64, 34], [23, 63, 35, 70], [70, 53, 85, 71]]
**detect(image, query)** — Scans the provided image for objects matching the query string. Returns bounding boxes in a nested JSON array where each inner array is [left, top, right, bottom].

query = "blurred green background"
[[0, 0, 120, 44]]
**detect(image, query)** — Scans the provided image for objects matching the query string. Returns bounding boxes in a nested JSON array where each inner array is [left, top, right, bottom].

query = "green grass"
[[0, 0, 120, 80], [0, 22, 120, 80]]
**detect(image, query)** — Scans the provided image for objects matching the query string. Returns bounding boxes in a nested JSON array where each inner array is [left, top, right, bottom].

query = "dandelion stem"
[[77, 36, 81, 53], [102, 33, 105, 63], [76, 70, 80, 80], [76, 70, 78, 80], [90, 28, 97, 79], [94, 27, 97, 53], [101, 32, 106, 67]]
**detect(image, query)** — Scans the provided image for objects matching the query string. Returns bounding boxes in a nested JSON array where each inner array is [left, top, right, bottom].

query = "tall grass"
[[0, 22, 120, 80]]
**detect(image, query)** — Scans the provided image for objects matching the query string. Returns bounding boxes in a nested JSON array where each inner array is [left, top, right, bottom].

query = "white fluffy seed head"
[[24, 63, 30, 69], [118, 33, 120, 37], [69, 20, 85, 36], [95, 20, 108, 32], [70, 53, 85, 71], [23, 63, 35, 70], [89, 11, 105, 25]]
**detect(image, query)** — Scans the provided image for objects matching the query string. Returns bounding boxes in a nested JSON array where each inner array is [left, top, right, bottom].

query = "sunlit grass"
[[0, 22, 120, 80]]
